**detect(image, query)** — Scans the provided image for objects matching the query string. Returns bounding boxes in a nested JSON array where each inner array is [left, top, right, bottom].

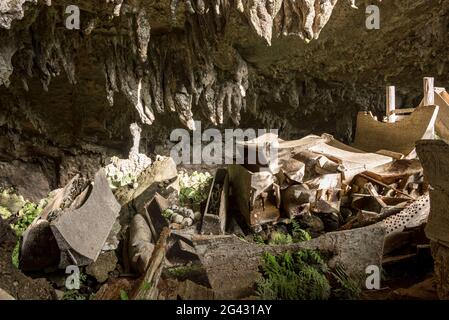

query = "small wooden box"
[[228, 164, 280, 227], [201, 169, 229, 235]]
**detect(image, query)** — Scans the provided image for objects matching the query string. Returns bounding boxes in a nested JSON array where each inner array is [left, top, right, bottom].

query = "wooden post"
[[423, 77, 434, 106], [386, 86, 396, 123]]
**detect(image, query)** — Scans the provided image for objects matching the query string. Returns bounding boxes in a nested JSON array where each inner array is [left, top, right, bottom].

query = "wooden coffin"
[[201, 168, 229, 235], [353, 105, 439, 157], [228, 164, 280, 227]]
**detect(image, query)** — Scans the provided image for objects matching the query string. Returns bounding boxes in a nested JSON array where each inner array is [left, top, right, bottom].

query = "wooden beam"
[[386, 86, 396, 122], [132, 227, 170, 300], [358, 173, 416, 200], [423, 77, 435, 106], [390, 108, 415, 115]]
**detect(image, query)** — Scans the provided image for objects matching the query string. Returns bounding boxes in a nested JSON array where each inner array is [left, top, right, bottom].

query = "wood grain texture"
[[353, 105, 439, 156]]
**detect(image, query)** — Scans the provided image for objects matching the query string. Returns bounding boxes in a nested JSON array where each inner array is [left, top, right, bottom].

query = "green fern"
[[120, 290, 129, 300], [291, 219, 312, 242], [268, 231, 293, 245], [253, 234, 266, 245], [331, 265, 363, 300], [256, 250, 331, 300]]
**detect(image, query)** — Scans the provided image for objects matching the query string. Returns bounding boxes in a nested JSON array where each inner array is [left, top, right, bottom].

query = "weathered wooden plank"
[[423, 77, 435, 106], [228, 164, 280, 227], [50, 169, 121, 267], [132, 227, 171, 300], [353, 105, 439, 157], [201, 169, 229, 235], [416, 140, 449, 247], [386, 86, 396, 123], [193, 225, 385, 299]]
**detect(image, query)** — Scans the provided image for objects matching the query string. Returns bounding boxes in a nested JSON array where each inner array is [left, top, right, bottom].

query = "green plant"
[[79, 272, 88, 284], [11, 241, 20, 268], [291, 220, 312, 242], [164, 264, 203, 280], [178, 171, 212, 209], [331, 265, 363, 300], [120, 290, 129, 300], [253, 234, 266, 245], [0, 188, 26, 214], [62, 290, 88, 301], [0, 206, 11, 219], [268, 231, 293, 245], [105, 156, 139, 189], [141, 281, 152, 291], [11, 202, 42, 237], [9, 201, 44, 268], [256, 250, 331, 300], [162, 209, 173, 221]]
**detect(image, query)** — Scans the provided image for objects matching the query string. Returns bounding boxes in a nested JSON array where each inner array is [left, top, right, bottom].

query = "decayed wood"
[[434, 88, 449, 140], [307, 136, 393, 183], [193, 225, 385, 299], [389, 108, 415, 115], [363, 159, 422, 185], [353, 105, 439, 156], [339, 205, 403, 230], [417, 87, 449, 140], [375, 149, 404, 160], [395, 86, 449, 141], [416, 140, 449, 247], [278, 134, 331, 157], [382, 194, 430, 237], [423, 77, 435, 106], [365, 182, 387, 208], [228, 164, 279, 226], [50, 169, 121, 267], [383, 226, 426, 256], [386, 86, 396, 123], [358, 173, 415, 200], [132, 227, 170, 300], [202, 169, 229, 235], [280, 157, 306, 183], [144, 193, 170, 241], [128, 214, 154, 275], [430, 241, 449, 299], [0, 288, 15, 300], [311, 173, 341, 214]]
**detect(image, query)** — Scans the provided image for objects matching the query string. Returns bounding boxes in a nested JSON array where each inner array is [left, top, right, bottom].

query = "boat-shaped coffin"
[[353, 105, 439, 157]]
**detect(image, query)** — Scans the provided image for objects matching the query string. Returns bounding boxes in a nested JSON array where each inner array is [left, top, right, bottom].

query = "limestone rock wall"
[[1, 0, 449, 190]]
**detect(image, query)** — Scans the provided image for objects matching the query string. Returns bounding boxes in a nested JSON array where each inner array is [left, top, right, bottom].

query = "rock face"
[[1, 0, 449, 192], [85, 251, 118, 283]]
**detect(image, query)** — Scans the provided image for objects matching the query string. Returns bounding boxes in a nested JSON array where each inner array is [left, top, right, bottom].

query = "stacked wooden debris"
[[228, 132, 428, 235]]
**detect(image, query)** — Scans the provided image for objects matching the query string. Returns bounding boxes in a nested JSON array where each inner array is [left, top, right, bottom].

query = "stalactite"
[[0, 0, 351, 131]]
